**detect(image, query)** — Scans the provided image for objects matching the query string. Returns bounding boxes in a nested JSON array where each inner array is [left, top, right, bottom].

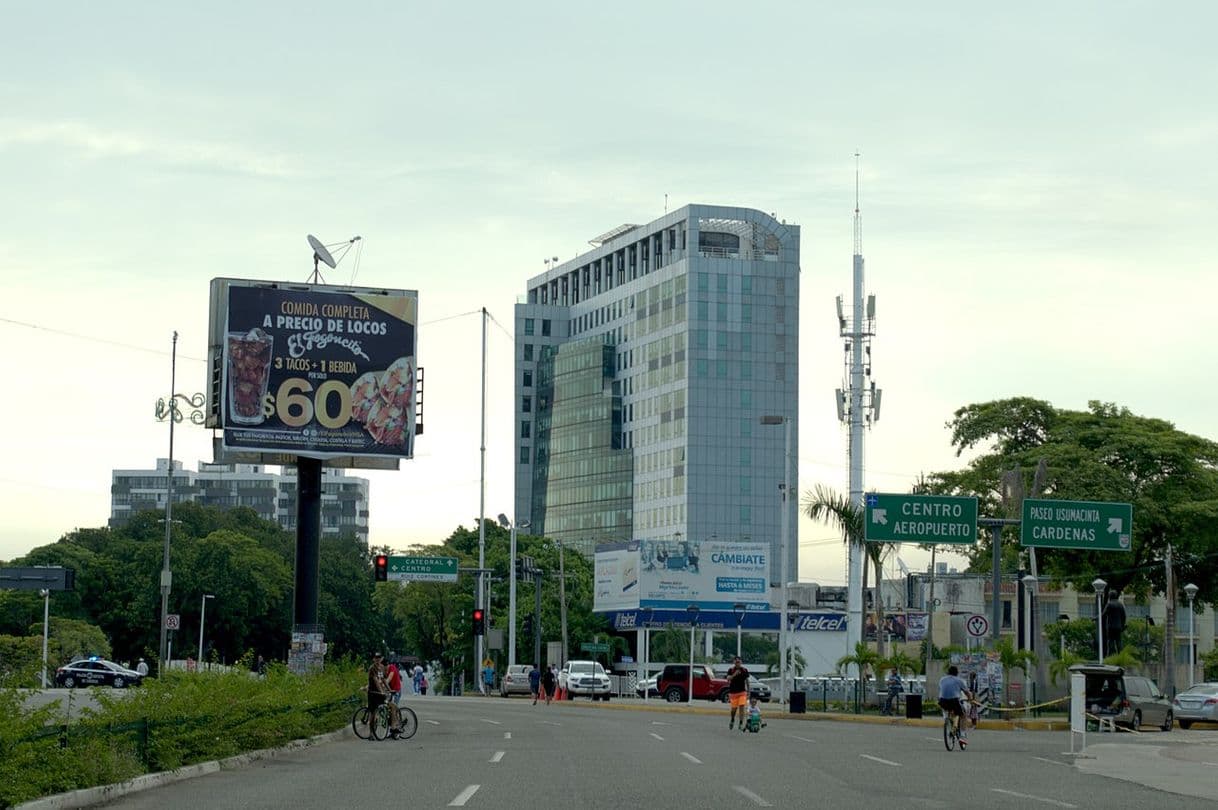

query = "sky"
[[2, 2, 1215, 589]]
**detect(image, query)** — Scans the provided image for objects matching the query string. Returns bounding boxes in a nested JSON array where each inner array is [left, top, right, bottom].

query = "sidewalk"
[[1075, 730, 1218, 802]]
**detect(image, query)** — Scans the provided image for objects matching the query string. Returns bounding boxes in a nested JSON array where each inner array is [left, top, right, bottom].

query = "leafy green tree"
[[837, 641, 882, 684], [30, 617, 111, 668], [882, 650, 921, 676], [0, 635, 41, 686], [994, 637, 1037, 704], [1049, 650, 1084, 686], [764, 645, 807, 678]]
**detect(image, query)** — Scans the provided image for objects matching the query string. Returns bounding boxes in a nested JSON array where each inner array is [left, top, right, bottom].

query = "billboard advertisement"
[[594, 539, 770, 612], [208, 279, 417, 461]]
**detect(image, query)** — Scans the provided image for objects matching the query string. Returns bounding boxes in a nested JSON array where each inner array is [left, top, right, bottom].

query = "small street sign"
[[387, 556, 459, 583], [580, 642, 610, 653], [1021, 498, 1133, 551], [966, 614, 989, 638], [165, 614, 181, 630], [864, 493, 978, 545]]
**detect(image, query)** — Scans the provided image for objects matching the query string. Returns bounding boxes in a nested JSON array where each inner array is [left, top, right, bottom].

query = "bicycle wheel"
[[943, 713, 956, 751], [372, 704, 392, 740], [395, 706, 418, 740], [352, 706, 372, 740]]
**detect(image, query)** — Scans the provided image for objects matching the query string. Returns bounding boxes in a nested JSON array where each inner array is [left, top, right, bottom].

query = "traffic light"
[[472, 608, 485, 635], [522, 615, 534, 636], [374, 554, 388, 582]]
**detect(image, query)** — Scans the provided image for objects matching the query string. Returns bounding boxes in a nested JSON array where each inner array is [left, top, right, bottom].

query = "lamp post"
[[39, 588, 50, 689], [1092, 578, 1107, 660], [786, 599, 800, 701], [198, 594, 214, 669], [1021, 574, 1037, 702], [686, 605, 700, 701], [760, 414, 792, 702], [640, 606, 653, 702], [1184, 583, 1199, 687], [497, 514, 530, 668], [733, 603, 747, 659]]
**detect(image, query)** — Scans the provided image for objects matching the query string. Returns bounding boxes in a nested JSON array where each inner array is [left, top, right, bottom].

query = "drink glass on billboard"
[[227, 329, 273, 425]]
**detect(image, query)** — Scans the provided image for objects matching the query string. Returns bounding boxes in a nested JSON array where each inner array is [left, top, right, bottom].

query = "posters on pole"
[[593, 539, 770, 612], [208, 279, 418, 462]]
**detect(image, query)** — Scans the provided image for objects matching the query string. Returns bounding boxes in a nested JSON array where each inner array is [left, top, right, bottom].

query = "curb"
[[14, 727, 354, 810]]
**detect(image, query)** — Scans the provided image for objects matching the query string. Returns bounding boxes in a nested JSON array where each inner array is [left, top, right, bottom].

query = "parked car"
[[55, 657, 143, 689], [636, 674, 660, 698], [1172, 683, 1218, 729], [499, 664, 534, 697], [1072, 664, 1173, 731], [748, 676, 772, 702], [656, 664, 730, 703], [559, 660, 611, 700]]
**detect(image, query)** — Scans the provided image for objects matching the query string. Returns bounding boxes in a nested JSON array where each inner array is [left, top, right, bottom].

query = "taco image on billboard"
[[379, 356, 415, 410], [350, 372, 382, 423], [365, 398, 408, 447]]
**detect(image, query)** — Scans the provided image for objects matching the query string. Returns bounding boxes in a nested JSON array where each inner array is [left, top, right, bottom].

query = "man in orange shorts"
[[727, 656, 750, 730]]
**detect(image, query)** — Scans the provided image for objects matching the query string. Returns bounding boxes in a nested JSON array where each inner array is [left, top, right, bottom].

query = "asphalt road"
[[97, 697, 1217, 809]]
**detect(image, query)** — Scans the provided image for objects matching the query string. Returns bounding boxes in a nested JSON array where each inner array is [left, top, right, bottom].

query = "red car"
[[656, 664, 730, 703]]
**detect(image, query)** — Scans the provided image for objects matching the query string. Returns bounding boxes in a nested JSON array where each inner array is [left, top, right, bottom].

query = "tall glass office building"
[[513, 205, 799, 584]]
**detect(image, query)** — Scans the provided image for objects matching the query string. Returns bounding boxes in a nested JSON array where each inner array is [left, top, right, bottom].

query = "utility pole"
[[558, 541, 568, 666], [1165, 543, 1176, 695], [476, 307, 488, 680], [158, 331, 179, 675]]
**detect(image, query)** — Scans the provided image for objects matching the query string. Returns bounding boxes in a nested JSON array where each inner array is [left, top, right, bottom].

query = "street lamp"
[[198, 594, 215, 669], [760, 414, 793, 701], [39, 589, 50, 689], [733, 603, 747, 659], [1184, 583, 1199, 687], [686, 605, 700, 701], [1021, 574, 1037, 703], [497, 514, 530, 668], [640, 606, 653, 702], [786, 599, 801, 701], [1092, 578, 1107, 660]]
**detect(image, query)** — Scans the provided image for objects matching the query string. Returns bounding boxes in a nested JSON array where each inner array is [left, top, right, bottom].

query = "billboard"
[[207, 279, 417, 464], [594, 539, 770, 612]]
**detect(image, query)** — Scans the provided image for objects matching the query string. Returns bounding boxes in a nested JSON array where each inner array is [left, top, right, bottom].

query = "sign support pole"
[[991, 523, 1002, 643], [289, 456, 324, 673]]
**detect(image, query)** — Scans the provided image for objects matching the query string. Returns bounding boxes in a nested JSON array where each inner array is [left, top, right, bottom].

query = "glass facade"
[[531, 339, 632, 557]]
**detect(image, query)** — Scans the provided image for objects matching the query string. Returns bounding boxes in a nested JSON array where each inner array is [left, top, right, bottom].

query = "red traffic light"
[[374, 554, 389, 581], [472, 608, 485, 635]]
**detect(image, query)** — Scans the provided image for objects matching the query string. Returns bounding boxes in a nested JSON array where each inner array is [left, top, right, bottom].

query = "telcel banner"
[[594, 539, 770, 612], [209, 279, 418, 461]]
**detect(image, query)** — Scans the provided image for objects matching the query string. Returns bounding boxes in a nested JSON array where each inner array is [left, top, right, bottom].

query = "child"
[[742, 695, 767, 733]]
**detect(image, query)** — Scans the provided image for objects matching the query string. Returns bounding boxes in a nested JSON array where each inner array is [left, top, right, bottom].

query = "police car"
[[54, 657, 144, 689]]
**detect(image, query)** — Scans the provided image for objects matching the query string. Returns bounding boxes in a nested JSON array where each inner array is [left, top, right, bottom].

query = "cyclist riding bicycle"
[[366, 653, 403, 740], [937, 665, 973, 748]]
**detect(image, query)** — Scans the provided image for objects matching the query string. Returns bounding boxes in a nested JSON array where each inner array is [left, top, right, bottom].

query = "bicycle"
[[942, 697, 973, 751]]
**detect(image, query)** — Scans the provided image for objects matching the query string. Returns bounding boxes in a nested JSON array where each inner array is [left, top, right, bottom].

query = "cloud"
[[0, 120, 302, 179]]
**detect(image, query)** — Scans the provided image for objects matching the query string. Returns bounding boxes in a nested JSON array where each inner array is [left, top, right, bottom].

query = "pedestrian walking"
[[413, 663, 423, 695], [482, 661, 495, 696], [135, 658, 149, 677], [541, 664, 557, 705], [883, 668, 902, 716], [726, 656, 750, 730], [529, 663, 542, 705]]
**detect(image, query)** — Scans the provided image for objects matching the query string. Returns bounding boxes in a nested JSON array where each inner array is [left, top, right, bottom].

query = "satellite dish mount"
[[306, 234, 362, 284]]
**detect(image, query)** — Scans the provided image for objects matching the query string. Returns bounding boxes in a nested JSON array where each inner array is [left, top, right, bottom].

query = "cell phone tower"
[[835, 153, 882, 663]]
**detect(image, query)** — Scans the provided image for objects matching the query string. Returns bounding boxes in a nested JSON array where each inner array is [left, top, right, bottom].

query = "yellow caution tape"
[[985, 696, 1070, 713]]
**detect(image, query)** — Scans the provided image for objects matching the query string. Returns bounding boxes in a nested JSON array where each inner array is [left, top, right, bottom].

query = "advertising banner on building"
[[593, 539, 770, 612], [209, 279, 417, 461], [905, 611, 928, 642]]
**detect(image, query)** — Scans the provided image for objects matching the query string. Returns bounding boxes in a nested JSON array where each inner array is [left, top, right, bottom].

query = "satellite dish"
[[308, 234, 337, 269]]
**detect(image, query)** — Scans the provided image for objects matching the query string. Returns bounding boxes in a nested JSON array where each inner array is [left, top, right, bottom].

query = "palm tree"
[[995, 637, 1038, 705], [1049, 650, 1084, 687], [803, 485, 894, 662], [882, 650, 921, 677], [837, 641, 883, 709], [764, 646, 807, 679], [1103, 645, 1140, 670]]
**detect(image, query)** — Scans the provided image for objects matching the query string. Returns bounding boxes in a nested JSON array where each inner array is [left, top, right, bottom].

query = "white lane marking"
[[786, 734, 815, 743], [490, 751, 505, 763], [733, 786, 773, 807], [1032, 756, 1068, 767], [504, 732, 511, 739], [680, 752, 702, 764], [449, 785, 480, 806], [540, 720, 561, 726], [480, 718, 501, 725], [650, 732, 665, 741], [426, 720, 441, 725], [652, 721, 672, 725], [860, 754, 902, 767], [923, 737, 941, 743], [990, 788, 1076, 808]]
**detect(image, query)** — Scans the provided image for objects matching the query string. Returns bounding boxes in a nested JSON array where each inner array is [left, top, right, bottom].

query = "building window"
[[740, 390, 751, 407], [741, 333, 752, 352], [716, 359, 728, 378], [741, 361, 752, 379], [523, 343, 534, 361], [740, 418, 752, 436], [524, 318, 535, 336], [741, 304, 752, 322], [521, 421, 531, 439], [695, 359, 709, 377], [740, 447, 751, 465], [716, 302, 727, 321], [696, 301, 708, 321], [697, 272, 709, 292], [520, 446, 530, 464], [740, 505, 752, 524], [694, 329, 708, 349], [542, 319, 552, 337], [523, 370, 533, 387], [522, 396, 532, 413], [741, 276, 752, 294], [739, 476, 751, 494], [716, 331, 728, 350]]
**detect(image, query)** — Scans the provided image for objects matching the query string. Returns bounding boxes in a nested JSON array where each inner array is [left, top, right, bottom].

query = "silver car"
[[1172, 683, 1218, 729], [499, 664, 535, 697]]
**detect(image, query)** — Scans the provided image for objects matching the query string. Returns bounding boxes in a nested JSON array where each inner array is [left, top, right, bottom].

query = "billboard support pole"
[[290, 457, 324, 672]]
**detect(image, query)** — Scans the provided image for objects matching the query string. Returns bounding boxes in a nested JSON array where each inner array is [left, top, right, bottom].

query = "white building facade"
[[513, 204, 800, 586], [110, 458, 370, 544]]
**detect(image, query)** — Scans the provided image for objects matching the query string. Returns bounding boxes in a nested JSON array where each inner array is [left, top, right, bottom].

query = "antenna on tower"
[[853, 150, 862, 255]]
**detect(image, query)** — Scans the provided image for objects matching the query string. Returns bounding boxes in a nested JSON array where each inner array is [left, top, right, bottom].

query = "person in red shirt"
[[386, 661, 403, 705]]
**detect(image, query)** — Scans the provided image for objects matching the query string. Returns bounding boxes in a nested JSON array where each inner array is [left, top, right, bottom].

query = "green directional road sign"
[[387, 556, 459, 583], [864, 493, 978, 545], [580, 642, 610, 653], [1021, 498, 1133, 551]]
